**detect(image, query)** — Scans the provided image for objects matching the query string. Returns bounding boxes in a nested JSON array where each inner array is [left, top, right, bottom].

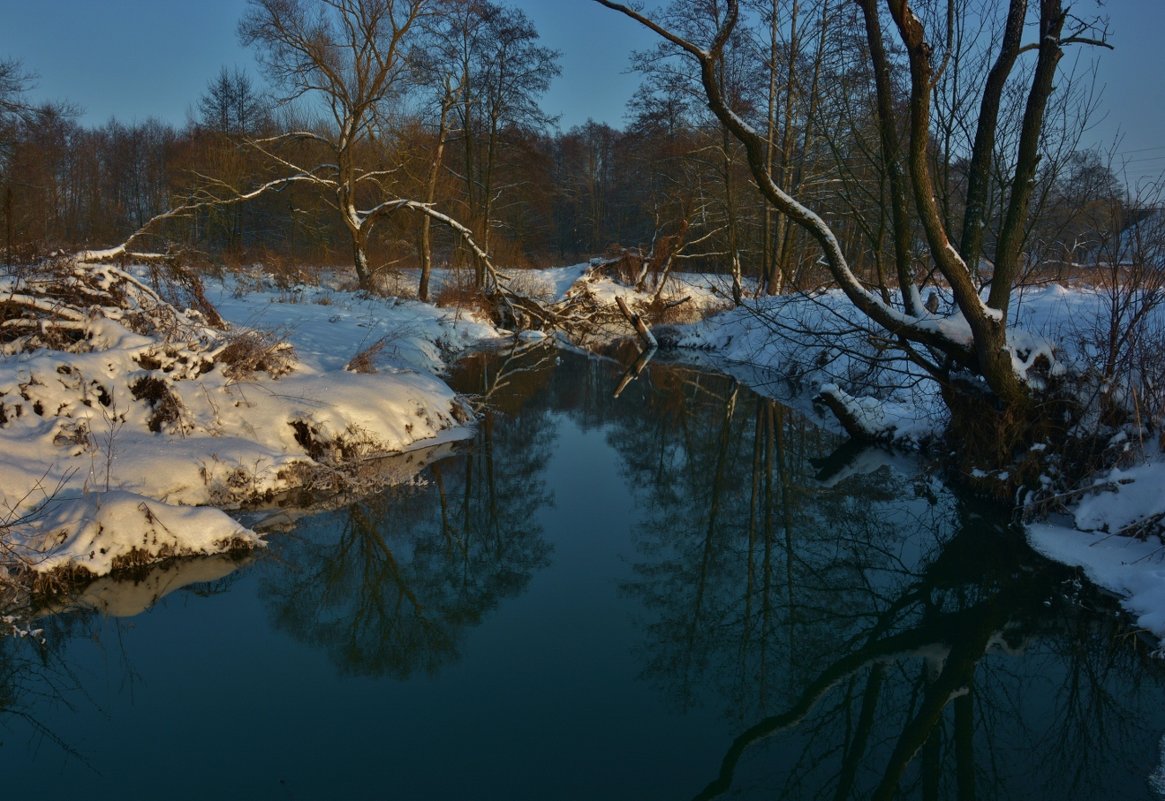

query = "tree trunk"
[[352, 228, 372, 291], [856, 0, 918, 315], [960, 0, 1027, 274], [988, 0, 1067, 318], [761, 0, 781, 294], [722, 124, 743, 305], [420, 85, 455, 303]]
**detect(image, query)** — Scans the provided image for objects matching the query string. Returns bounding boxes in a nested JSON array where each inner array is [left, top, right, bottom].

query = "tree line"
[[0, 0, 1138, 300]]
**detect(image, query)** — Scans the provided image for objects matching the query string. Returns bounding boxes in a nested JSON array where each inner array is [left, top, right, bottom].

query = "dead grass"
[[435, 282, 493, 316], [28, 563, 93, 601], [129, 375, 186, 434], [215, 329, 296, 380], [345, 337, 390, 374]]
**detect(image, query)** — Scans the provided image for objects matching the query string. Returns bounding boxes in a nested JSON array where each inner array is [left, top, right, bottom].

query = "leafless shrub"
[[214, 329, 295, 380], [1070, 194, 1165, 438], [143, 251, 226, 328], [263, 252, 317, 291], [371, 269, 418, 299], [506, 270, 555, 304], [93, 390, 125, 490], [345, 337, 389, 374], [435, 282, 492, 316], [1, 257, 215, 354]]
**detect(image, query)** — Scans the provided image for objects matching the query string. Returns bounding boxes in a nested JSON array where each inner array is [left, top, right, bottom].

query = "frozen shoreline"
[[2, 261, 1163, 652]]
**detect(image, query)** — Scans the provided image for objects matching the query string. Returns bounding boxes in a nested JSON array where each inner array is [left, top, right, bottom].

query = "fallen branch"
[[1119, 511, 1165, 541], [614, 346, 656, 399], [615, 295, 658, 350]]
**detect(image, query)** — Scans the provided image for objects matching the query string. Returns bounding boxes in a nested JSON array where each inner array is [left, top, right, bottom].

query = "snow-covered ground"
[[0, 261, 506, 585], [3, 258, 1164, 650]]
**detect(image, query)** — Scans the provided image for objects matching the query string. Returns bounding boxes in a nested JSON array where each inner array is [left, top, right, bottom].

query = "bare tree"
[[1, 58, 34, 264], [554, 120, 620, 256], [752, 0, 833, 295], [0, 59, 34, 136], [596, 0, 1110, 461], [417, 79, 459, 301], [427, 0, 560, 286], [238, 0, 427, 289], [197, 66, 269, 138]]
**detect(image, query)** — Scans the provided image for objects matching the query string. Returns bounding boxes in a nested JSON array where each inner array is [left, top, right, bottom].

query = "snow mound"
[[1, 258, 487, 583], [13, 490, 262, 579]]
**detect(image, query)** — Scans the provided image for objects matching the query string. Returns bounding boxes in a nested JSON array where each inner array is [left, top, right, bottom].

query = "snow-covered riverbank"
[[0, 261, 505, 584], [664, 279, 1165, 646], [3, 259, 1163, 650]]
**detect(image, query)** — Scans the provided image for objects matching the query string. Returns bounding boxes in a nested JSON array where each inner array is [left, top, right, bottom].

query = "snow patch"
[[1027, 522, 1165, 637], [15, 490, 262, 577]]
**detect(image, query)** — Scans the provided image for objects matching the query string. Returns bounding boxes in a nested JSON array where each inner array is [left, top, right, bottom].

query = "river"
[[3, 344, 1164, 800]]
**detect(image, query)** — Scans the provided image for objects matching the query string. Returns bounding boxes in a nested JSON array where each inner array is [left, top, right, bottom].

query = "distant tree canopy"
[[0, 0, 1136, 301]]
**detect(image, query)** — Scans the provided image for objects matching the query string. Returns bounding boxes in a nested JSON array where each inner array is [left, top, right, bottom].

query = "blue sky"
[[1, 0, 1161, 183], [0, 0, 655, 130]]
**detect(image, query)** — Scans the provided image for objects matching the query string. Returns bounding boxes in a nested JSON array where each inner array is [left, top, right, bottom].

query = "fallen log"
[[614, 346, 656, 399], [615, 295, 658, 350]]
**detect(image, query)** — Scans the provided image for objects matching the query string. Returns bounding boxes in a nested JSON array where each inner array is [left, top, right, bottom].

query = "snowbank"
[[662, 279, 1165, 645], [17, 491, 260, 577], [669, 288, 946, 440], [1028, 516, 1165, 637], [1027, 457, 1165, 639], [0, 260, 503, 585]]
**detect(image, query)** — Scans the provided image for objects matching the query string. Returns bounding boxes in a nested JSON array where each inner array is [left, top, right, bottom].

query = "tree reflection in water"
[[608, 363, 1165, 801], [258, 343, 557, 678], [3, 347, 1165, 801]]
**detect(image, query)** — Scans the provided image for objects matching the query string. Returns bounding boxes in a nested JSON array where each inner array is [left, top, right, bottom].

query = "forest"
[[0, 0, 1143, 296]]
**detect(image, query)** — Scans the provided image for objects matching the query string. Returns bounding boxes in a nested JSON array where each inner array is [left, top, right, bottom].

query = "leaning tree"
[[596, 0, 1109, 461]]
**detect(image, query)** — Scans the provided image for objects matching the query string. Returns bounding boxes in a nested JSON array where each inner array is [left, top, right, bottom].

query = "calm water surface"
[[4, 345, 1165, 800]]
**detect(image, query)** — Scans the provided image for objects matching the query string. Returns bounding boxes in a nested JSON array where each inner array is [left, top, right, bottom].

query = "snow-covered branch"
[[78, 175, 321, 263]]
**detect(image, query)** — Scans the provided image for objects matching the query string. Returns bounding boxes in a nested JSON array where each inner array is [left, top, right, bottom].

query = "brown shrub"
[[345, 337, 390, 374], [216, 329, 295, 380], [129, 374, 185, 433], [435, 283, 493, 316]]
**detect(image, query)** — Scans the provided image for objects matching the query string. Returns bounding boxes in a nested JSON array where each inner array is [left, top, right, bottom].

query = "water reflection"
[[4, 346, 1164, 801], [39, 554, 253, 618], [603, 367, 1164, 800], [258, 343, 557, 678]]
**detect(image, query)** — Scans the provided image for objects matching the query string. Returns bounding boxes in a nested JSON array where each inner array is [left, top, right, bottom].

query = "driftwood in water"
[[614, 346, 657, 398], [613, 295, 659, 398]]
